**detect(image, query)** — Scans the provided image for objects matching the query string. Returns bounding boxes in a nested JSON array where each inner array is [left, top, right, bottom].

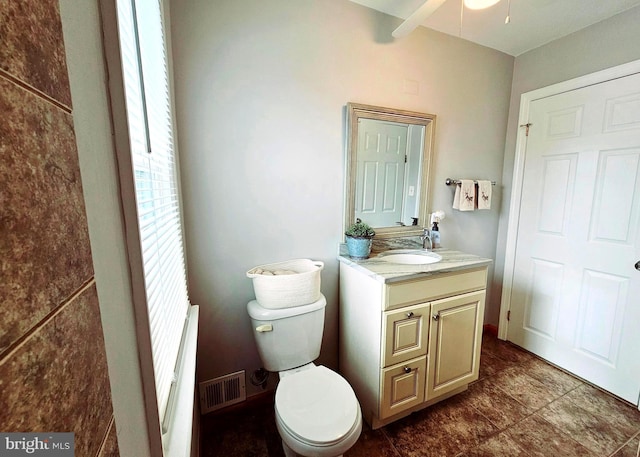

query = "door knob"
[[636, 260, 640, 271]]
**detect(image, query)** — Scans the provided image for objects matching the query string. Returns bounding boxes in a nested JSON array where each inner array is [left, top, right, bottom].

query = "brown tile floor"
[[200, 333, 640, 457]]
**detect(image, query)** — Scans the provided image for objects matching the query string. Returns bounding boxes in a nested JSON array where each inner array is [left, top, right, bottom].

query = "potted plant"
[[345, 218, 375, 259]]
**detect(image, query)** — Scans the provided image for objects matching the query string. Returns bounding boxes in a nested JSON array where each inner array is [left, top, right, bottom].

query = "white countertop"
[[337, 244, 492, 284]]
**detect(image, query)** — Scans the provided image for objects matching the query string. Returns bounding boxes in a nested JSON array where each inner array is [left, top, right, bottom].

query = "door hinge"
[[520, 122, 532, 136], [507, 310, 511, 321]]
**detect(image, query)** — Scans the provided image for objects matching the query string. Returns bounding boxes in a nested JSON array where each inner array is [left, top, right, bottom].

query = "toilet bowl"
[[247, 294, 362, 456], [275, 364, 362, 457]]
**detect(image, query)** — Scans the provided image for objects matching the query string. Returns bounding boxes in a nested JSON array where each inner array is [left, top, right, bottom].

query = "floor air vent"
[[199, 370, 246, 414]]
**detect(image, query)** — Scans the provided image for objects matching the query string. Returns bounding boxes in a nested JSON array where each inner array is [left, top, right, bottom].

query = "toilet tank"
[[247, 295, 326, 372]]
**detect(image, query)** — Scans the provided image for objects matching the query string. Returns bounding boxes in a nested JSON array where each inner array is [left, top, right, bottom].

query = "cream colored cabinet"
[[380, 302, 430, 419], [426, 290, 485, 400], [339, 263, 487, 429], [381, 355, 426, 418], [382, 302, 430, 366]]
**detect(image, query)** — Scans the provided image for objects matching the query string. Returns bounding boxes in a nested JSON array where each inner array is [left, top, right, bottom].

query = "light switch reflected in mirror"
[[345, 103, 436, 239]]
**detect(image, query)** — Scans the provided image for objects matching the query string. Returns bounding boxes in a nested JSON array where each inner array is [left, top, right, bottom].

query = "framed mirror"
[[345, 103, 436, 239]]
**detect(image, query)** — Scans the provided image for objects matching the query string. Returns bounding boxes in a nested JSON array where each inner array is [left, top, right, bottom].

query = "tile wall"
[[0, 0, 119, 455]]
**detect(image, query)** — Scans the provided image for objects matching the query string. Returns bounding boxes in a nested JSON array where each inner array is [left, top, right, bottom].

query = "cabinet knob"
[[432, 314, 440, 321], [406, 312, 414, 318], [404, 366, 412, 373]]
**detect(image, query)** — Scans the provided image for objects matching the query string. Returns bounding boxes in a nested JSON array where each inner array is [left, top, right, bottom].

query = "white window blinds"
[[116, 0, 190, 421]]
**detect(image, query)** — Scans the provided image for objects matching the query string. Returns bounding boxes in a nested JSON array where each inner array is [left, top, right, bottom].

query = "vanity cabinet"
[[339, 263, 487, 429]]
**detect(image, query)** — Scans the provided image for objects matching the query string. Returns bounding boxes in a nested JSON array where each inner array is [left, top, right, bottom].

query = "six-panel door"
[[508, 72, 640, 403]]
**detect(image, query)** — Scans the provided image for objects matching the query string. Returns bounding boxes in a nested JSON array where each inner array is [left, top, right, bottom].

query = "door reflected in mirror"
[[345, 103, 436, 238]]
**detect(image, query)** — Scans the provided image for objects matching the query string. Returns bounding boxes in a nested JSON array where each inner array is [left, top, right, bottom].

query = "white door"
[[508, 72, 640, 404], [355, 119, 408, 227]]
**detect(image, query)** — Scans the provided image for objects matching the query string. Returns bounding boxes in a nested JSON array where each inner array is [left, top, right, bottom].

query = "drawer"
[[380, 356, 426, 419], [384, 267, 487, 310], [382, 302, 430, 367]]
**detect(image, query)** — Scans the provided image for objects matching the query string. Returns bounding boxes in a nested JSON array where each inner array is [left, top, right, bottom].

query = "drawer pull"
[[432, 314, 440, 321], [404, 366, 412, 373]]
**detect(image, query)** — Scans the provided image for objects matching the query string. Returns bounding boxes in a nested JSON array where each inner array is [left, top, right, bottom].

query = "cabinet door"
[[380, 356, 426, 419], [382, 302, 430, 367], [426, 290, 485, 400]]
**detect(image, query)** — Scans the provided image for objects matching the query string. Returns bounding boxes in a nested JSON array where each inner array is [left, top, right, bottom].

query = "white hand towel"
[[452, 184, 461, 210], [477, 180, 492, 210], [458, 180, 475, 211]]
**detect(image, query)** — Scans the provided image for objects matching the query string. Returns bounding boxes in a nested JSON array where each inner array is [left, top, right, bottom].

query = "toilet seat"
[[275, 365, 360, 447]]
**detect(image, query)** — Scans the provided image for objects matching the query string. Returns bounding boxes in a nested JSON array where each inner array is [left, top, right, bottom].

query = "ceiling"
[[349, 0, 640, 56]]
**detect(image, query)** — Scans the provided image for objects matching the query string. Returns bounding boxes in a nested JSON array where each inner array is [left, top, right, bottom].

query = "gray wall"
[[492, 5, 640, 326], [170, 0, 513, 396]]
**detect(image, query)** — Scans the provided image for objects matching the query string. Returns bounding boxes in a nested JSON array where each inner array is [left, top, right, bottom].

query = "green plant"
[[345, 218, 375, 238]]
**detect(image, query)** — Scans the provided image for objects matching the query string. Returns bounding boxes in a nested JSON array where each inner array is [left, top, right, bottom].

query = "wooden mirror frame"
[[345, 102, 436, 239]]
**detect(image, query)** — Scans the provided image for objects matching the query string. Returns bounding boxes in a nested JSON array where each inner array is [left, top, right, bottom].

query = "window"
[[115, 0, 190, 426]]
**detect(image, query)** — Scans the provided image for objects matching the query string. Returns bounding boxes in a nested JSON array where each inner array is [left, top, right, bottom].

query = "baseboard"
[[483, 324, 498, 336]]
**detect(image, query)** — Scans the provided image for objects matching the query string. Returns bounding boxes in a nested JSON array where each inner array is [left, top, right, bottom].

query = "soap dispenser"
[[431, 221, 441, 248], [430, 210, 445, 249]]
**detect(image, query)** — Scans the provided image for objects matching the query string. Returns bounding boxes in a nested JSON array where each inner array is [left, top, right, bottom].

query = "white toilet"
[[247, 294, 362, 457]]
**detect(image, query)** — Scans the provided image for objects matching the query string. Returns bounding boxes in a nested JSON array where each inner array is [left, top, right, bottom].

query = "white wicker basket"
[[246, 259, 324, 309]]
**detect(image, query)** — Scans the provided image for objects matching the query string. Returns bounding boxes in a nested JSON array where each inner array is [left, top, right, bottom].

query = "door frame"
[[499, 59, 640, 342]]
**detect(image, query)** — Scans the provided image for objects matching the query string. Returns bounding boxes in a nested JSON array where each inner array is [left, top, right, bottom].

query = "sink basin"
[[378, 250, 442, 265]]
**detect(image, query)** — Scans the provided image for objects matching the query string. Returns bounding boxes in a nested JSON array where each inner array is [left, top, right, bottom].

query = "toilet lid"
[[275, 365, 359, 446]]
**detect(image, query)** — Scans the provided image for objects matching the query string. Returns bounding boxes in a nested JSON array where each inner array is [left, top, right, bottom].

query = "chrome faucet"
[[421, 228, 432, 250]]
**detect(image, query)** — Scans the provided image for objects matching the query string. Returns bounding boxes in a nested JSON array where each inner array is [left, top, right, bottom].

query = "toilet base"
[[282, 439, 343, 457], [277, 409, 361, 457]]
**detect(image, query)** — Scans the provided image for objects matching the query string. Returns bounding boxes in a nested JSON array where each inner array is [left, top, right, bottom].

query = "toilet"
[[247, 295, 362, 457]]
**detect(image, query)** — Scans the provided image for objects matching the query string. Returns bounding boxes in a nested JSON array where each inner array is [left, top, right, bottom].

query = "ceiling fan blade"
[[392, 0, 448, 38]]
